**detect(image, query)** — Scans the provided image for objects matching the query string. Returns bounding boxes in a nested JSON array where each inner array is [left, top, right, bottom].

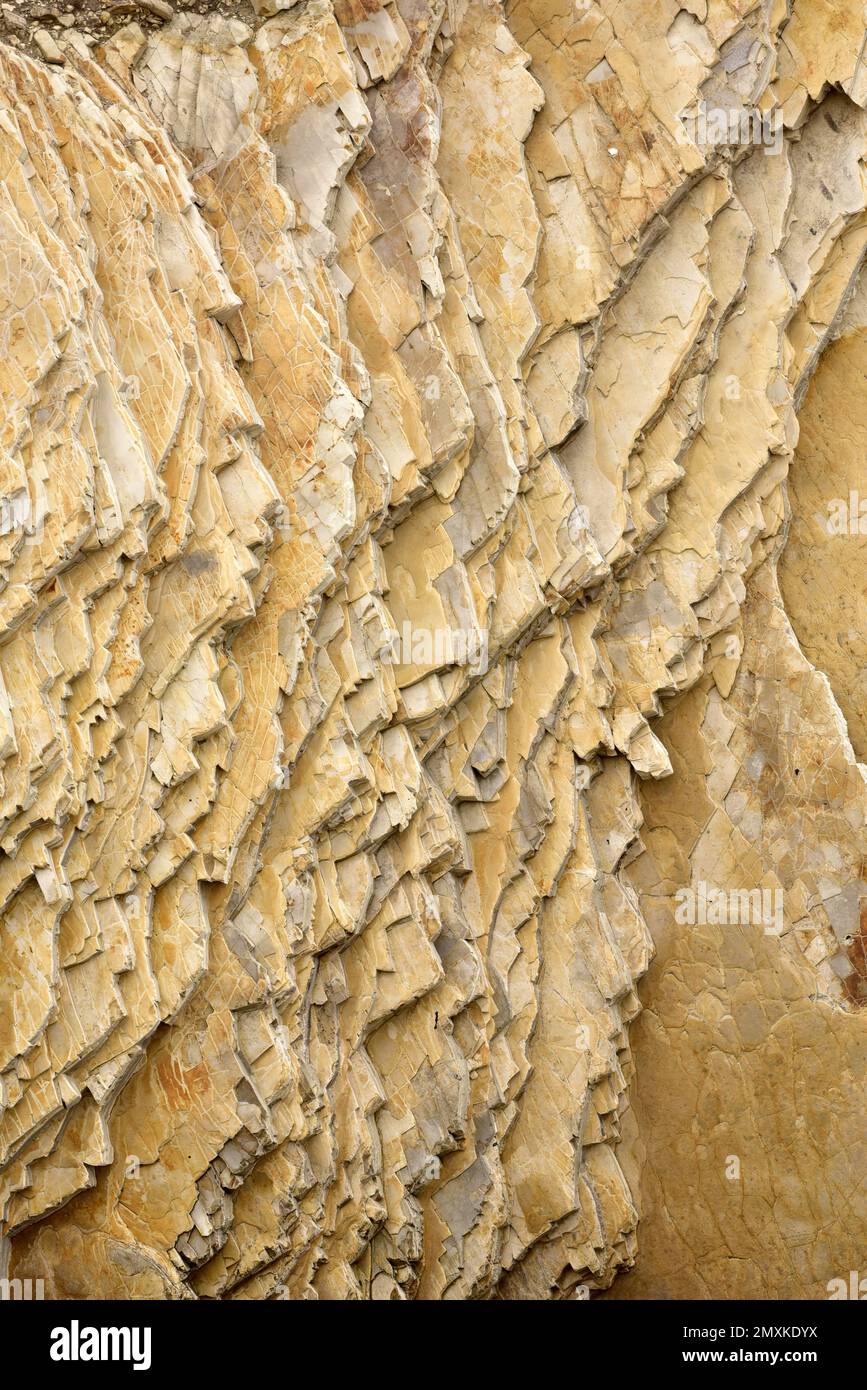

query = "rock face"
[[0, 0, 865, 1301]]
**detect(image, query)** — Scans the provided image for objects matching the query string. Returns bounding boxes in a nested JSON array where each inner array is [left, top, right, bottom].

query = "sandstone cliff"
[[0, 0, 864, 1300]]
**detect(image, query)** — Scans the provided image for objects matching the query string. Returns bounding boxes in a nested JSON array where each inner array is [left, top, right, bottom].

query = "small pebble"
[[140, 0, 174, 18], [33, 27, 65, 62]]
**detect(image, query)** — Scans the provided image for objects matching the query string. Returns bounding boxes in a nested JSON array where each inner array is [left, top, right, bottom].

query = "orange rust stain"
[[842, 898, 867, 1007], [157, 1056, 211, 1112]]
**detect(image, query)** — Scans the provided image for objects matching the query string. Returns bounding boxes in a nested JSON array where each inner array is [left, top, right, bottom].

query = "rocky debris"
[[31, 22, 61, 55], [0, 0, 865, 1301], [0, 0, 250, 56]]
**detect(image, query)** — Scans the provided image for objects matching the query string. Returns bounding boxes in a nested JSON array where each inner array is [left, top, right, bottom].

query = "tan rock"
[[0, 0, 865, 1304]]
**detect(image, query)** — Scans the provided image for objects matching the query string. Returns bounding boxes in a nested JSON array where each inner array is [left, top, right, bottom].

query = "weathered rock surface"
[[0, 0, 864, 1300]]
